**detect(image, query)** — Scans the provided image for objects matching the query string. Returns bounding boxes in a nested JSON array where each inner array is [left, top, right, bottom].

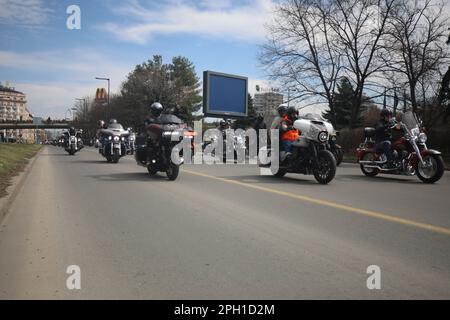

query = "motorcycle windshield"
[[303, 113, 325, 121], [401, 111, 420, 130]]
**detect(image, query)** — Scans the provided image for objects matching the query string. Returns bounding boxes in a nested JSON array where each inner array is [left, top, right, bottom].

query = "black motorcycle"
[[98, 123, 129, 163], [135, 114, 192, 180]]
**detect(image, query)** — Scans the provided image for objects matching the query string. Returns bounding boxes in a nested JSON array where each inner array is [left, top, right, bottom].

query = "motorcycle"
[[203, 120, 247, 163], [135, 113, 193, 180], [357, 111, 444, 183], [127, 128, 136, 155], [302, 113, 343, 166], [98, 122, 129, 163], [260, 116, 337, 184], [64, 128, 83, 155]]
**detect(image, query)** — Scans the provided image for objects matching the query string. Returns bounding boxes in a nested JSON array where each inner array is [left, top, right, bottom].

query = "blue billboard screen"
[[203, 71, 248, 118]]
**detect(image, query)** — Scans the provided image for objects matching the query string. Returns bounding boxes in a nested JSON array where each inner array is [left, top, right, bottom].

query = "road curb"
[[0, 146, 42, 224]]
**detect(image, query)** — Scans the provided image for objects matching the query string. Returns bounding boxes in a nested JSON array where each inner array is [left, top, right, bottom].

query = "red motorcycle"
[[356, 111, 444, 184]]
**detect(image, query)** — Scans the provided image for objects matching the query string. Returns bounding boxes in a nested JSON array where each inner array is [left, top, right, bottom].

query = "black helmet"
[[380, 109, 392, 118], [150, 102, 163, 117], [69, 127, 76, 135], [286, 106, 297, 118], [277, 104, 287, 116], [109, 119, 118, 124]]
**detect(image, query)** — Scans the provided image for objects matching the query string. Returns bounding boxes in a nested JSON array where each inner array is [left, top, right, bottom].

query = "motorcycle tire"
[[360, 153, 379, 177], [113, 149, 120, 163], [273, 168, 287, 178], [313, 150, 336, 184], [147, 165, 158, 176], [166, 163, 180, 181], [333, 148, 343, 166], [416, 154, 444, 184]]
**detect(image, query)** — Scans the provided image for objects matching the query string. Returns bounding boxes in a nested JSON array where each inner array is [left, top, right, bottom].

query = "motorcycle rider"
[[375, 109, 401, 168], [280, 107, 299, 154], [271, 105, 287, 130], [144, 102, 164, 126]]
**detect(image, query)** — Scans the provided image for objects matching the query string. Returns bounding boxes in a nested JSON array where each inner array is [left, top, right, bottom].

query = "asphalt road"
[[0, 146, 449, 299]]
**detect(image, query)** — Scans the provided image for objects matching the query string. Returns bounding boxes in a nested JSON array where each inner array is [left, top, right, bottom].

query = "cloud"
[[1, 49, 134, 117], [101, 0, 275, 44], [0, 0, 53, 26], [0, 49, 132, 85], [14, 82, 96, 118]]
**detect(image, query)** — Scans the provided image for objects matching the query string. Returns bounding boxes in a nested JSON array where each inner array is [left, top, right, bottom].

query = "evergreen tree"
[[323, 77, 365, 128]]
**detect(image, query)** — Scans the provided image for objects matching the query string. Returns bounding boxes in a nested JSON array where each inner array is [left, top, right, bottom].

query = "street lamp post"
[[95, 77, 110, 120], [287, 87, 297, 107], [75, 98, 86, 122]]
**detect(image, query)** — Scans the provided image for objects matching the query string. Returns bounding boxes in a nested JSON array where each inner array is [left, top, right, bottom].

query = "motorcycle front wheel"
[[166, 162, 179, 181], [112, 149, 120, 163], [147, 164, 158, 176], [416, 154, 444, 184], [313, 150, 336, 184], [333, 147, 343, 166]]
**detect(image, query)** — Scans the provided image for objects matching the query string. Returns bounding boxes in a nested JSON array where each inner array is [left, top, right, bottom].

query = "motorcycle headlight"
[[113, 136, 120, 142], [418, 133, 427, 144], [121, 137, 125, 141], [108, 136, 112, 141], [318, 131, 328, 143]]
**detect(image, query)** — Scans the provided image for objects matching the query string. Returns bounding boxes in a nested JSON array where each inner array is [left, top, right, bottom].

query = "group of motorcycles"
[[57, 104, 444, 184]]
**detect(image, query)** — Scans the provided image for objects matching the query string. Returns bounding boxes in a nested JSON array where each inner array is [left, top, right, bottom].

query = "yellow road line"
[[182, 169, 450, 237]]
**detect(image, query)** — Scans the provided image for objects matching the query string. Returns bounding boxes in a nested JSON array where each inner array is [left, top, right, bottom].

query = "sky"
[[0, 0, 276, 118]]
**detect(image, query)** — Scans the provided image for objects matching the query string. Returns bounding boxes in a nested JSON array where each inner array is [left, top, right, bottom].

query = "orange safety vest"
[[281, 116, 299, 141]]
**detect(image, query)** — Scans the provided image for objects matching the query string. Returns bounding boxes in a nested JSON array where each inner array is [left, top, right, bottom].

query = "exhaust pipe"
[[359, 160, 385, 165]]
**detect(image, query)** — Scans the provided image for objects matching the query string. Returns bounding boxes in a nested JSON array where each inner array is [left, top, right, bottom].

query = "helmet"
[[286, 106, 297, 118], [69, 127, 76, 135], [277, 104, 287, 116], [150, 102, 163, 117], [109, 119, 118, 124], [97, 120, 105, 128], [380, 109, 392, 118]]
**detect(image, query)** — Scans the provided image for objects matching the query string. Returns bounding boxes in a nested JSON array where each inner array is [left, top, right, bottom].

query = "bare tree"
[[260, 0, 342, 126], [328, 0, 396, 127], [384, 0, 450, 115]]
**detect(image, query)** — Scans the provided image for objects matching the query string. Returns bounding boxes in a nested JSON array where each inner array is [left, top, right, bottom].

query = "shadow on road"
[[86, 172, 169, 182], [70, 160, 112, 164], [336, 174, 421, 184]]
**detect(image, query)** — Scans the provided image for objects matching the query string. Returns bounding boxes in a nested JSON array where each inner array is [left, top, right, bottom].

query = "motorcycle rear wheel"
[[360, 153, 379, 177]]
